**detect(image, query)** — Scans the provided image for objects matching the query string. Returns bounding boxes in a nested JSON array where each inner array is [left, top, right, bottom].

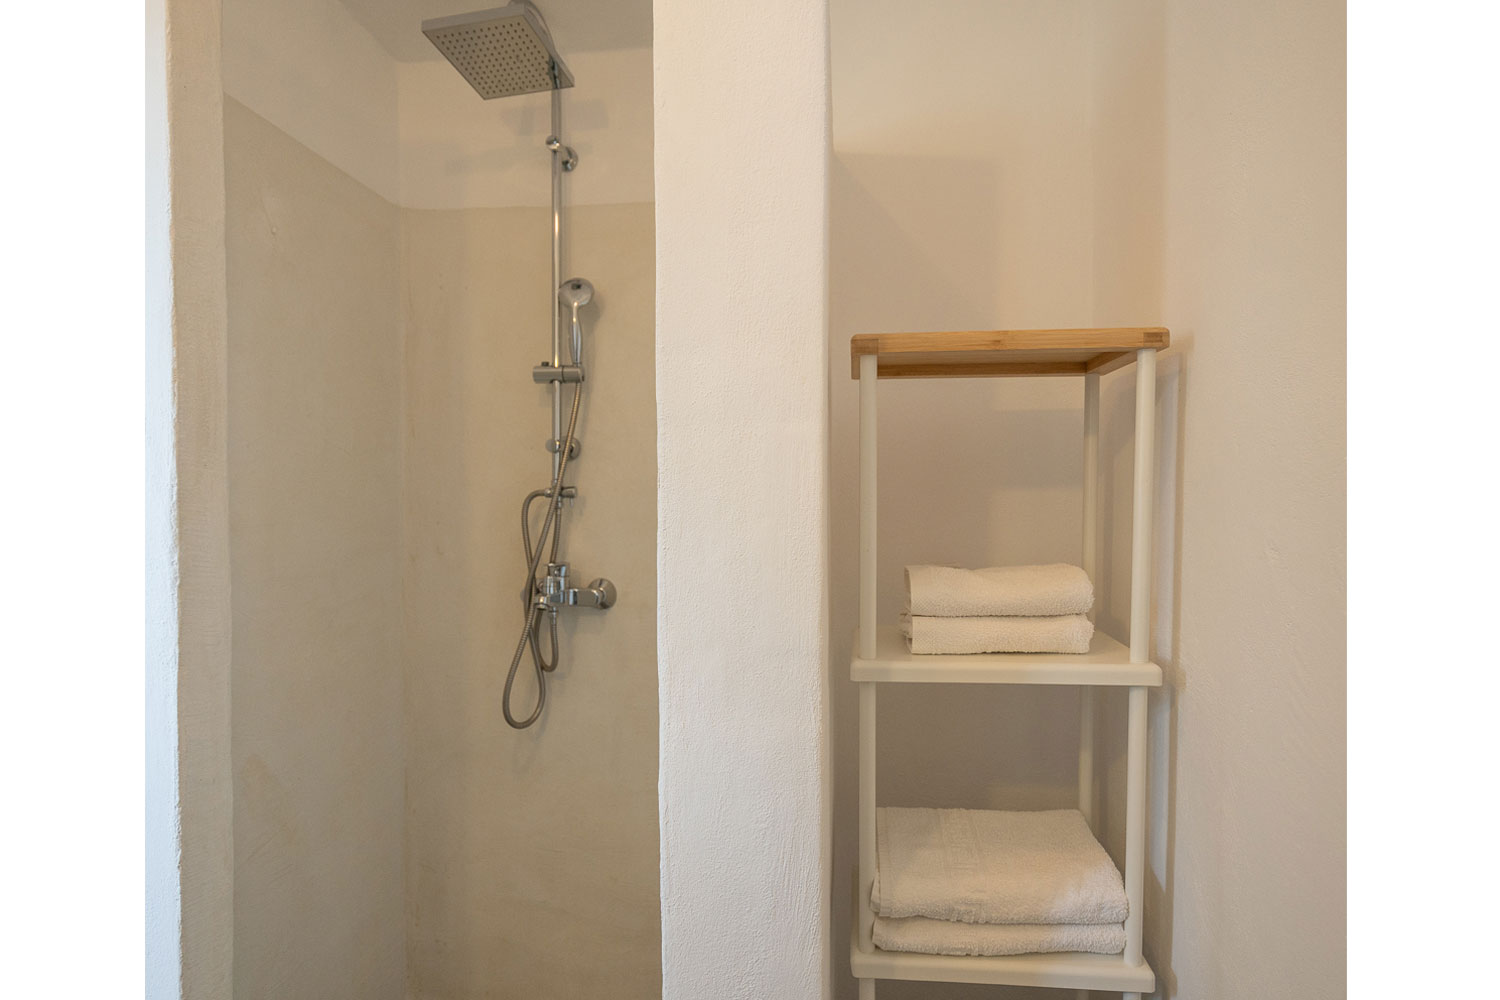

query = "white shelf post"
[[1082, 372, 1100, 586], [1128, 349, 1155, 665], [859, 683, 877, 956], [1080, 376, 1100, 1000], [1124, 686, 1147, 966], [857, 352, 878, 974], [1079, 373, 1100, 828], [1124, 348, 1156, 968], [860, 353, 877, 660], [1077, 688, 1094, 827]]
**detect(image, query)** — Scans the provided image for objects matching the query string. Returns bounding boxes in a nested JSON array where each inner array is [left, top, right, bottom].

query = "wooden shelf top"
[[850, 626, 1162, 686], [850, 327, 1168, 379]]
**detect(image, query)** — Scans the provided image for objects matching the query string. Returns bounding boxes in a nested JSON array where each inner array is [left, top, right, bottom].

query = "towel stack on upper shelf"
[[899, 563, 1095, 654], [871, 807, 1127, 957]]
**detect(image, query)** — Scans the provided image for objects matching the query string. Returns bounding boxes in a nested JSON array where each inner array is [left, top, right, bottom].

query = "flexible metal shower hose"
[[503, 383, 583, 729]]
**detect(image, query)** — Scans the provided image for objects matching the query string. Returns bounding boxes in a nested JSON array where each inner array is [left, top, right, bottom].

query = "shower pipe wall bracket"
[[544, 438, 581, 460], [533, 362, 585, 383], [546, 136, 578, 171]]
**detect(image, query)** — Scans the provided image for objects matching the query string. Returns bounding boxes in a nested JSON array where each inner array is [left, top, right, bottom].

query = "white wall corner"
[[654, 0, 832, 997], [221, 0, 401, 203], [147, 0, 234, 996]]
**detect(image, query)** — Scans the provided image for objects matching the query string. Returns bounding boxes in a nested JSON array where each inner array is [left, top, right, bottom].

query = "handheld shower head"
[[559, 278, 594, 367], [558, 277, 594, 309]]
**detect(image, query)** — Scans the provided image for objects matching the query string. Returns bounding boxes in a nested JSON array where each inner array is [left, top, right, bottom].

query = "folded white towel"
[[900, 613, 1093, 654], [905, 563, 1094, 618], [873, 807, 1127, 925], [873, 914, 1125, 957]]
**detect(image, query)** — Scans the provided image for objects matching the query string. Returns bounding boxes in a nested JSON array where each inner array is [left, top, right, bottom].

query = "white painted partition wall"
[[654, 1, 831, 998], [147, 0, 235, 996]]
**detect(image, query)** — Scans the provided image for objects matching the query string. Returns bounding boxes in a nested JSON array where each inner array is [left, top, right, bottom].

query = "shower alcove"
[[219, 1, 659, 997]]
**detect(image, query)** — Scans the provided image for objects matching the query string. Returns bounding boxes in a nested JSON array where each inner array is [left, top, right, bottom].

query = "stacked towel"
[[902, 563, 1094, 654], [899, 613, 1093, 655], [906, 564, 1095, 618], [871, 807, 1128, 958], [873, 915, 1126, 958]]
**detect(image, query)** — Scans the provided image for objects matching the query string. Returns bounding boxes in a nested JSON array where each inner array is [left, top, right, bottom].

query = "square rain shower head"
[[422, 3, 575, 100]]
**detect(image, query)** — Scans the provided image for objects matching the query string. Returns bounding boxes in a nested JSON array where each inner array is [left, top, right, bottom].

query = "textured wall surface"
[[654, 0, 831, 997], [224, 97, 406, 1000], [1142, 1, 1346, 996], [401, 202, 660, 1000], [223, 0, 400, 202], [148, 0, 235, 996]]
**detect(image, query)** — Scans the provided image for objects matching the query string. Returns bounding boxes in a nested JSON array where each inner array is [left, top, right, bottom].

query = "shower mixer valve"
[[535, 562, 617, 612]]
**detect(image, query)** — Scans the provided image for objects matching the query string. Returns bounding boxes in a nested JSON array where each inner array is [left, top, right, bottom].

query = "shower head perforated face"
[[422, 3, 574, 100], [558, 278, 594, 309]]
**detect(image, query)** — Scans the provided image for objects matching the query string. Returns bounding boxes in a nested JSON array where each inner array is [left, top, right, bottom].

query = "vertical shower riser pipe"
[[549, 73, 564, 482]]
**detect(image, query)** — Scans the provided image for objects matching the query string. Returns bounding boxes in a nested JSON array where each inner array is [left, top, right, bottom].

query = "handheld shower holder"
[[533, 362, 585, 383]]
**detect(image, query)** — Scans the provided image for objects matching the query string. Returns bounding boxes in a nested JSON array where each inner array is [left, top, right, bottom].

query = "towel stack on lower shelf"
[[871, 807, 1128, 957], [899, 563, 1095, 654]]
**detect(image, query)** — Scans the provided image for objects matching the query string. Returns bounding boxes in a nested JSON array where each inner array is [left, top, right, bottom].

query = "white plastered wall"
[[653, 0, 831, 997], [147, 0, 235, 996], [1138, 2, 1346, 996]]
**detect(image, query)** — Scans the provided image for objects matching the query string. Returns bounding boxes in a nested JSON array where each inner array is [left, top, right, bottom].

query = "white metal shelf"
[[851, 625, 1162, 686], [851, 332, 1167, 999]]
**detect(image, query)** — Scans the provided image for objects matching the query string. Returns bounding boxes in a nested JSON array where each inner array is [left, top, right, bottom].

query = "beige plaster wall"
[[224, 97, 406, 1000], [219, 3, 661, 995], [401, 202, 660, 1000]]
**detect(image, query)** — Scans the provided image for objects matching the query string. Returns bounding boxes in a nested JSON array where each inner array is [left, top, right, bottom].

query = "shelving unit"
[[851, 328, 1168, 1000]]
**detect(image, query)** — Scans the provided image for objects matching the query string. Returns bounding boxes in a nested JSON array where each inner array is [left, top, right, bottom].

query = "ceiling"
[[338, 0, 652, 62]]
